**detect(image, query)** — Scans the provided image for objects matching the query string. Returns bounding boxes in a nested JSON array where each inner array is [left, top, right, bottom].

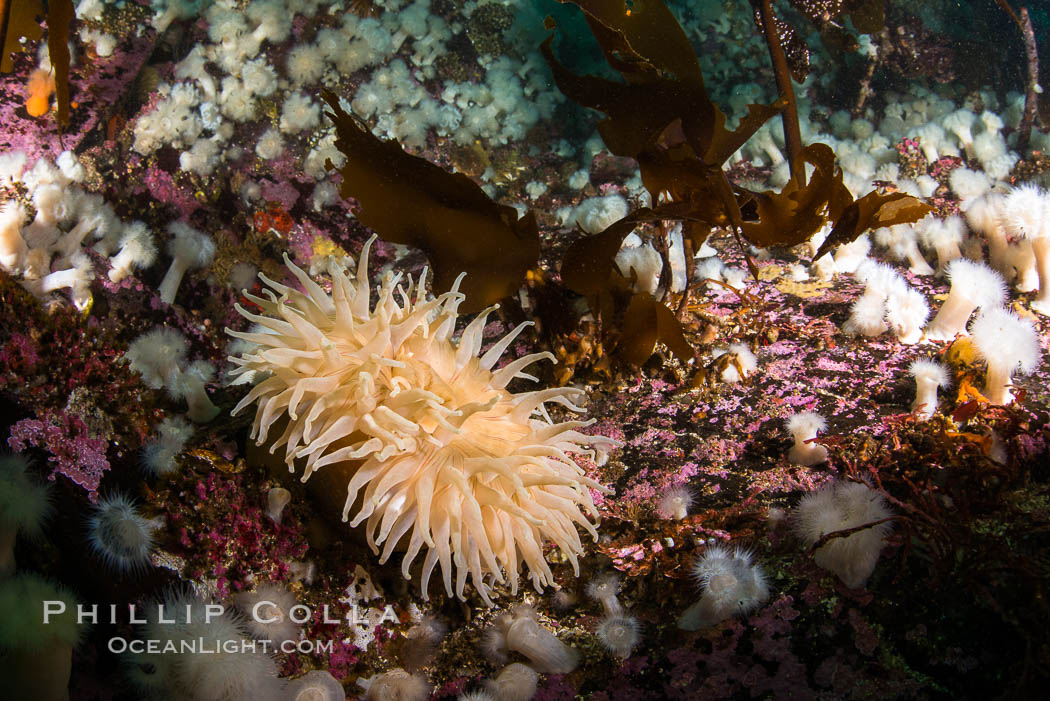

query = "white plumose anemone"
[[794, 481, 893, 589], [88, 492, 159, 574], [678, 545, 770, 630], [227, 237, 615, 604]]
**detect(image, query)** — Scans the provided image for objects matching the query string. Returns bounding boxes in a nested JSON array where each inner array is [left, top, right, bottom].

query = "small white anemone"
[[596, 614, 641, 658], [785, 412, 829, 466], [0, 454, 52, 574], [965, 193, 1011, 277], [0, 573, 83, 701], [158, 222, 215, 305], [1001, 183, 1050, 314], [482, 605, 579, 674], [167, 359, 220, 423], [287, 670, 345, 701], [108, 222, 157, 283], [483, 663, 538, 701], [969, 306, 1041, 404], [265, 487, 292, 524], [128, 590, 279, 700], [678, 545, 769, 630], [924, 259, 1006, 342], [908, 358, 951, 418], [917, 215, 966, 276], [141, 416, 194, 476], [585, 572, 623, 617], [885, 285, 929, 345], [843, 292, 889, 338], [711, 343, 757, 382], [948, 167, 991, 205], [232, 583, 301, 647], [872, 224, 933, 276], [285, 44, 326, 87], [573, 194, 628, 234], [655, 484, 694, 521], [363, 668, 431, 701], [87, 492, 159, 575], [942, 108, 977, 158], [401, 614, 448, 672], [833, 234, 871, 274]]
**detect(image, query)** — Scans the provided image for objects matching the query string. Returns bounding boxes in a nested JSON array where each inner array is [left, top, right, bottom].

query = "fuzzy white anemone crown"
[[227, 237, 614, 604]]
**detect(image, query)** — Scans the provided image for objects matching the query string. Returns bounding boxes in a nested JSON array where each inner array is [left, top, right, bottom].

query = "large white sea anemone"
[[227, 237, 615, 604]]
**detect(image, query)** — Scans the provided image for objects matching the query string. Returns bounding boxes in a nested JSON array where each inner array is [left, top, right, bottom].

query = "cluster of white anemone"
[[227, 237, 616, 604]]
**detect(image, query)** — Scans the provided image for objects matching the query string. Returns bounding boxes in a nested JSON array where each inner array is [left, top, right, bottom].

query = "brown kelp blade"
[[0, 0, 44, 73], [541, 0, 782, 168], [0, 0, 73, 125], [619, 292, 694, 366], [816, 191, 934, 261], [321, 91, 539, 312], [739, 143, 853, 249]]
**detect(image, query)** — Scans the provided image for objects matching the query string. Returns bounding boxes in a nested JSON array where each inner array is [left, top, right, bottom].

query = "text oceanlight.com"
[[42, 600, 400, 655], [106, 636, 334, 655]]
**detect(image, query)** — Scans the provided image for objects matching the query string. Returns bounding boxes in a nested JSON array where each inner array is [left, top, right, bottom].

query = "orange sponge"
[[25, 68, 55, 117]]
